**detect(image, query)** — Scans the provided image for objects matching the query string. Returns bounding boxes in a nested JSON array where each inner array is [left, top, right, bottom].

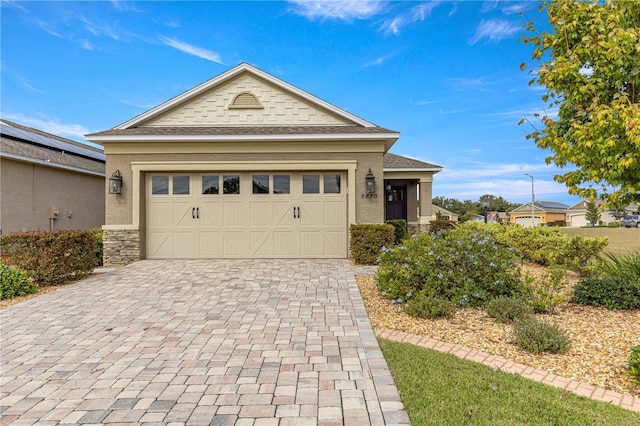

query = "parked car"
[[622, 214, 640, 228]]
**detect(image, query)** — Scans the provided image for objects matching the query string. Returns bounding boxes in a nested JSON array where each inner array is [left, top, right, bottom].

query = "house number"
[[361, 193, 378, 199]]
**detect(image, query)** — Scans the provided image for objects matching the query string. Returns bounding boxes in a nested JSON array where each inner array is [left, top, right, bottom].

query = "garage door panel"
[[324, 231, 347, 257], [199, 231, 222, 256], [323, 200, 347, 226], [173, 203, 195, 228], [300, 231, 322, 256], [250, 202, 273, 226], [147, 231, 171, 258], [199, 202, 223, 227], [250, 230, 272, 256], [223, 202, 247, 226], [273, 201, 295, 225], [300, 201, 321, 226], [274, 231, 296, 256], [148, 202, 172, 227], [173, 231, 196, 257], [223, 231, 247, 256]]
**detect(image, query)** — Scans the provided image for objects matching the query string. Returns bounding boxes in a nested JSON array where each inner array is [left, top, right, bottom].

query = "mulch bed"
[[358, 266, 640, 398]]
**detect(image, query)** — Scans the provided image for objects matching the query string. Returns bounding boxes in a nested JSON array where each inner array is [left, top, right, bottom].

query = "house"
[[509, 201, 569, 227], [0, 119, 105, 234], [431, 204, 459, 222], [86, 63, 442, 265], [566, 200, 639, 227]]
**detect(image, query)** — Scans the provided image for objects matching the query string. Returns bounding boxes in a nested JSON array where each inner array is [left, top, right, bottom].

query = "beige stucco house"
[[509, 201, 569, 227], [87, 63, 441, 265], [566, 200, 639, 227], [1, 119, 105, 234]]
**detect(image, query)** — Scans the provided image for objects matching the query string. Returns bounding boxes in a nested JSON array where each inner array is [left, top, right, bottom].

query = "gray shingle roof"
[[383, 152, 442, 170], [1, 119, 105, 175], [87, 125, 398, 138]]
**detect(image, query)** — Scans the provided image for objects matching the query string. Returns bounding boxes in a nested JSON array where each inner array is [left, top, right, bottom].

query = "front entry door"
[[386, 185, 407, 221]]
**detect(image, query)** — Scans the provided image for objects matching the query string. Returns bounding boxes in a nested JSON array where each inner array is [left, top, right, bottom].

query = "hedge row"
[[1, 230, 98, 285], [350, 224, 395, 265]]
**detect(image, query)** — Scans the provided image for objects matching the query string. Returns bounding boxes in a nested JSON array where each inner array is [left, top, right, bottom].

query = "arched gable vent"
[[229, 91, 263, 109]]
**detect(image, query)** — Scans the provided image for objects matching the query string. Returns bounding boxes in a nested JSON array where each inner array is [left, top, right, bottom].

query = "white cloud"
[[362, 52, 396, 67], [380, 2, 441, 35], [159, 36, 224, 64], [470, 19, 520, 45], [288, 0, 386, 21], [79, 16, 123, 41], [445, 77, 493, 92], [3, 113, 91, 141]]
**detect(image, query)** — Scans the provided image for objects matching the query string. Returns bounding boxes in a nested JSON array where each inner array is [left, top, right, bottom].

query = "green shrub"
[[607, 221, 620, 228], [350, 224, 395, 265], [573, 277, 640, 310], [485, 296, 533, 323], [404, 294, 457, 319], [628, 346, 640, 386], [0, 264, 38, 300], [375, 223, 521, 306], [385, 219, 408, 244], [428, 219, 457, 234], [517, 268, 569, 314], [94, 227, 104, 267], [1, 230, 98, 285], [513, 317, 571, 354]]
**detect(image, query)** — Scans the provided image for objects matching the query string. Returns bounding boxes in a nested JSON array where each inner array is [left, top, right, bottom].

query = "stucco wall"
[[0, 158, 105, 234], [146, 73, 351, 127], [105, 150, 384, 227]]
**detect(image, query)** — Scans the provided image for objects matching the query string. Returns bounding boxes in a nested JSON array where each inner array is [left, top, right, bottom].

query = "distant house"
[[0, 119, 105, 234], [509, 201, 569, 227], [431, 204, 459, 222], [566, 200, 640, 227]]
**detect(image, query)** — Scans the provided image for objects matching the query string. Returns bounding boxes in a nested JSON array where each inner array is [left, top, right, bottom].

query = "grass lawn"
[[379, 338, 640, 426], [562, 227, 640, 255]]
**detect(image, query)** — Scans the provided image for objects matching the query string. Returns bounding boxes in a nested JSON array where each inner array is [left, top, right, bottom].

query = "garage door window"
[[274, 175, 290, 194], [173, 175, 190, 195], [223, 175, 241, 195], [252, 175, 269, 194], [202, 175, 219, 194], [303, 175, 320, 194], [152, 176, 169, 195], [324, 174, 341, 194]]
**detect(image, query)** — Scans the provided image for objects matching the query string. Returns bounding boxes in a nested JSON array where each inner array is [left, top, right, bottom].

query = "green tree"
[[585, 200, 601, 226], [521, 0, 640, 207]]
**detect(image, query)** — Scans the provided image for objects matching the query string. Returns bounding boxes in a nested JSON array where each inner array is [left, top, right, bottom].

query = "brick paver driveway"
[[1, 260, 409, 425]]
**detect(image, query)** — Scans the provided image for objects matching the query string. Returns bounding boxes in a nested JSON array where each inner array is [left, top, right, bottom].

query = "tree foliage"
[[521, 0, 640, 207], [433, 195, 520, 221], [585, 200, 601, 226]]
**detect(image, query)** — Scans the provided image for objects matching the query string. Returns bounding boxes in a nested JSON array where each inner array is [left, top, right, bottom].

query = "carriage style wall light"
[[365, 169, 376, 194], [109, 170, 123, 195]]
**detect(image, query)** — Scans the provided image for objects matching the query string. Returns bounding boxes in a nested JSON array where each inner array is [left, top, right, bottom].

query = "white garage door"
[[146, 172, 347, 258], [567, 214, 588, 227], [514, 216, 542, 227]]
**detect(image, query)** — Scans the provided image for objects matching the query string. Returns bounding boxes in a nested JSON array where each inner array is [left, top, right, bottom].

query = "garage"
[[146, 172, 347, 258], [514, 216, 542, 227]]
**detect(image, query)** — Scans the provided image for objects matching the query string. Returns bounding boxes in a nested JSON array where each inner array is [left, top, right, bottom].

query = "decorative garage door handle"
[[293, 207, 301, 218], [192, 207, 200, 219]]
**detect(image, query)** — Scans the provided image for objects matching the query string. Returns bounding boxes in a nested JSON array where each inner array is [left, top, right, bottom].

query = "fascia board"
[[383, 167, 444, 173], [114, 63, 378, 130]]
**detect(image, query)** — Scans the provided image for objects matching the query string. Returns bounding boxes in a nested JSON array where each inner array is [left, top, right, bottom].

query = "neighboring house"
[[566, 200, 639, 227], [86, 63, 442, 265], [431, 204, 459, 222], [509, 201, 569, 227], [0, 119, 105, 234]]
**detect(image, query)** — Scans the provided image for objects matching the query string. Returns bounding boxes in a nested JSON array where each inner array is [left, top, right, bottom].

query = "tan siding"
[[1, 158, 104, 233], [145, 74, 351, 127]]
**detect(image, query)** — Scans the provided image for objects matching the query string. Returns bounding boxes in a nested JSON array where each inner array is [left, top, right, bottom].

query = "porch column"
[[418, 176, 433, 232]]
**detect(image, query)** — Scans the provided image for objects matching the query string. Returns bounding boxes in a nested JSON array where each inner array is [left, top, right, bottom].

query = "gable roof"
[[511, 201, 569, 213], [383, 153, 442, 171], [1, 119, 105, 176], [115, 63, 379, 130]]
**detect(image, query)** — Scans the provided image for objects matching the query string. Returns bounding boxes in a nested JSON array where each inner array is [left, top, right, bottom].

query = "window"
[[252, 175, 269, 194], [202, 175, 219, 194], [303, 175, 320, 194], [273, 175, 290, 194], [324, 174, 341, 194], [152, 176, 169, 195], [223, 175, 240, 194], [173, 175, 190, 195]]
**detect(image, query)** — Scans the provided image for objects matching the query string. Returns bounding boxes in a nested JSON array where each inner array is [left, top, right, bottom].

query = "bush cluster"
[[94, 227, 104, 267], [428, 219, 457, 234], [518, 268, 569, 314], [375, 223, 520, 307], [349, 224, 395, 265], [573, 251, 640, 310], [513, 317, 571, 354], [1, 230, 98, 285], [0, 264, 38, 300], [629, 346, 640, 386], [485, 296, 533, 323], [404, 294, 457, 319], [385, 219, 408, 245]]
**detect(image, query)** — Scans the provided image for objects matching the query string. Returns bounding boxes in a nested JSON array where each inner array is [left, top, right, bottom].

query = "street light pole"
[[525, 173, 535, 227]]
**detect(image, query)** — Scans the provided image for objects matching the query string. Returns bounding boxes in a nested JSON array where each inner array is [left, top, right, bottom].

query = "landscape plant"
[[376, 223, 521, 306], [0, 264, 38, 300], [513, 316, 572, 355], [404, 293, 457, 319], [628, 346, 640, 386], [517, 268, 569, 314], [485, 296, 533, 324], [573, 277, 640, 310]]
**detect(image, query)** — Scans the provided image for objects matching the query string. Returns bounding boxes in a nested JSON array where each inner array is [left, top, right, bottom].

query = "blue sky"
[[0, 0, 579, 205]]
